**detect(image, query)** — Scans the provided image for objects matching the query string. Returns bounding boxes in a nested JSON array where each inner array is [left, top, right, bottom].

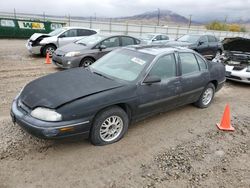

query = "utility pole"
[[224, 15, 228, 24], [188, 14, 192, 28], [157, 8, 160, 26], [14, 8, 16, 19], [94, 13, 96, 21]]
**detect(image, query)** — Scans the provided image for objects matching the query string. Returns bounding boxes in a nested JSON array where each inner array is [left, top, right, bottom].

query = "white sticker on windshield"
[[131, 57, 146, 65]]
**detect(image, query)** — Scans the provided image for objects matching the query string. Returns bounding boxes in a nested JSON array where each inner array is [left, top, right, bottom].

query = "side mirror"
[[198, 41, 204, 46], [99, 45, 107, 51], [143, 75, 161, 84], [59, 34, 66, 38], [152, 38, 157, 41]]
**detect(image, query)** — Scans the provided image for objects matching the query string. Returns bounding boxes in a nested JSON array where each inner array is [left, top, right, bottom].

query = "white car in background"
[[139, 33, 170, 45], [26, 27, 99, 56], [222, 37, 250, 84]]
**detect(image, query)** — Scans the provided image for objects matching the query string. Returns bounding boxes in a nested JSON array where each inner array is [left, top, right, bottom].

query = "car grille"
[[17, 99, 30, 114], [229, 75, 242, 80], [233, 66, 245, 71], [53, 58, 62, 65]]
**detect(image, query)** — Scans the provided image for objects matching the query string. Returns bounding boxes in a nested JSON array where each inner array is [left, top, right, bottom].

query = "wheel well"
[[93, 104, 132, 123], [210, 80, 218, 89], [81, 56, 96, 63]]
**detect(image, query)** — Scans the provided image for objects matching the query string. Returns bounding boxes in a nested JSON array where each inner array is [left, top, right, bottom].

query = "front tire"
[[194, 83, 215, 108], [42, 44, 56, 57], [80, 57, 95, 68], [90, 106, 129, 146]]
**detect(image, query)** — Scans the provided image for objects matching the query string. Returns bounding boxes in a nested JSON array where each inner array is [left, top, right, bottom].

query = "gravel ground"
[[0, 39, 249, 188]]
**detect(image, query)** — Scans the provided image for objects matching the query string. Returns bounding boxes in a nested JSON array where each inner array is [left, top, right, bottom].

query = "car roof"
[[63, 26, 97, 31], [143, 33, 167, 36], [126, 45, 194, 56]]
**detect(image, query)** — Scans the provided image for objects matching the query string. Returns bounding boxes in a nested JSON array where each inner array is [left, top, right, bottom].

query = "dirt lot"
[[0, 39, 249, 188]]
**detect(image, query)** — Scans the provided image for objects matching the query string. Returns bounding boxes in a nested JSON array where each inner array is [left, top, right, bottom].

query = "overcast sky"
[[1, 0, 250, 21]]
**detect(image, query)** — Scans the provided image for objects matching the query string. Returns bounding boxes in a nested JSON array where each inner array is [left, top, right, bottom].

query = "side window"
[[154, 35, 161, 41], [62, 29, 77, 37], [179, 53, 200, 75], [77, 29, 96, 36], [121, 37, 135, 46], [161, 35, 169, 40], [195, 55, 207, 70], [199, 36, 208, 43], [149, 54, 176, 80], [208, 35, 216, 42], [101, 37, 119, 48]]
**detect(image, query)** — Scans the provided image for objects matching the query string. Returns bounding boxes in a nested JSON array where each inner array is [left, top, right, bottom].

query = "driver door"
[[136, 53, 181, 117], [95, 36, 121, 59]]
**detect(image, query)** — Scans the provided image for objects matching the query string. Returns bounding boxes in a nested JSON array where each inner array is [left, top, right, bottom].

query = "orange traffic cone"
[[216, 104, 235, 131], [45, 53, 51, 64]]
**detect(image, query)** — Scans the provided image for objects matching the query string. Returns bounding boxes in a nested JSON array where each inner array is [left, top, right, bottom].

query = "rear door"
[[137, 53, 181, 117], [58, 29, 78, 47], [120, 36, 138, 46], [177, 52, 209, 105]]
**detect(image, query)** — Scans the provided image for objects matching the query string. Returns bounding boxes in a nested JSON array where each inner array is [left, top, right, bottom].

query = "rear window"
[[195, 55, 207, 70], [208, 35, 217, 42], [179, 53, 200, 75], [77, 29, 96, 36]]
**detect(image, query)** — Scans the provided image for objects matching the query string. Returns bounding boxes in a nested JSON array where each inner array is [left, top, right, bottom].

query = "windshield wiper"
[[93, 71, 112, 80]]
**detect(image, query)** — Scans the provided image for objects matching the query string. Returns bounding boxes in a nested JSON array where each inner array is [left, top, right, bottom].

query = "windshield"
[[141, 34, 155, 40], [90, 49, 155, 82], [76, 34, 105, 46], [49, 28, 66, 36], [177, 35, 200, 43]]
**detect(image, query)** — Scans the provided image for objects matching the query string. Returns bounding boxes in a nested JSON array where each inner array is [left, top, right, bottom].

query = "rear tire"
[[90, 106, 129, 146], [194, 83, 215, 108], [80, 57, 95, 68]]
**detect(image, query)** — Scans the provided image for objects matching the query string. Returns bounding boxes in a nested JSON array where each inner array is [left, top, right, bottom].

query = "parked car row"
[[26, 27, 224, 64]]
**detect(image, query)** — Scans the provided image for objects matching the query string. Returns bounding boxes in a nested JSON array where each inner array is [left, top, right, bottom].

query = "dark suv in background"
[[168, 34, 223, 59]]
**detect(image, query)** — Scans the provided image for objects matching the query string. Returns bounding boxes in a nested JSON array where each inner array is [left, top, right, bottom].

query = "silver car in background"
[[139, 33, 169, 45], [26, 27, 99, 56]]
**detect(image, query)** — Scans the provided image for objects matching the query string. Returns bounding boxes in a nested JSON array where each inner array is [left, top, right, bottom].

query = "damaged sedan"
[[220, 37, 250, 84], [26, 27, 98, 56], [11, 46, 225, 145]]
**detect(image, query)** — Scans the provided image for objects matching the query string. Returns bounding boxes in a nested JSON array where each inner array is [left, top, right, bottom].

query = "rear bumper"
[[11, 99, 92, 139]]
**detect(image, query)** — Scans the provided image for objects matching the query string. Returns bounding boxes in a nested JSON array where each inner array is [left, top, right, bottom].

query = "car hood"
[[56, 42, 90, 54], [223, 37, 250, 53], [20, 68, 124, 109], [29, 33, 51, 41]]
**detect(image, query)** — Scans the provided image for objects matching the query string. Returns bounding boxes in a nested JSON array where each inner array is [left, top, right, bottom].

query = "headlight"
[[31, 107, 62, 121], [65, 51, 81, 57], [247, 66, 250, 72]]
